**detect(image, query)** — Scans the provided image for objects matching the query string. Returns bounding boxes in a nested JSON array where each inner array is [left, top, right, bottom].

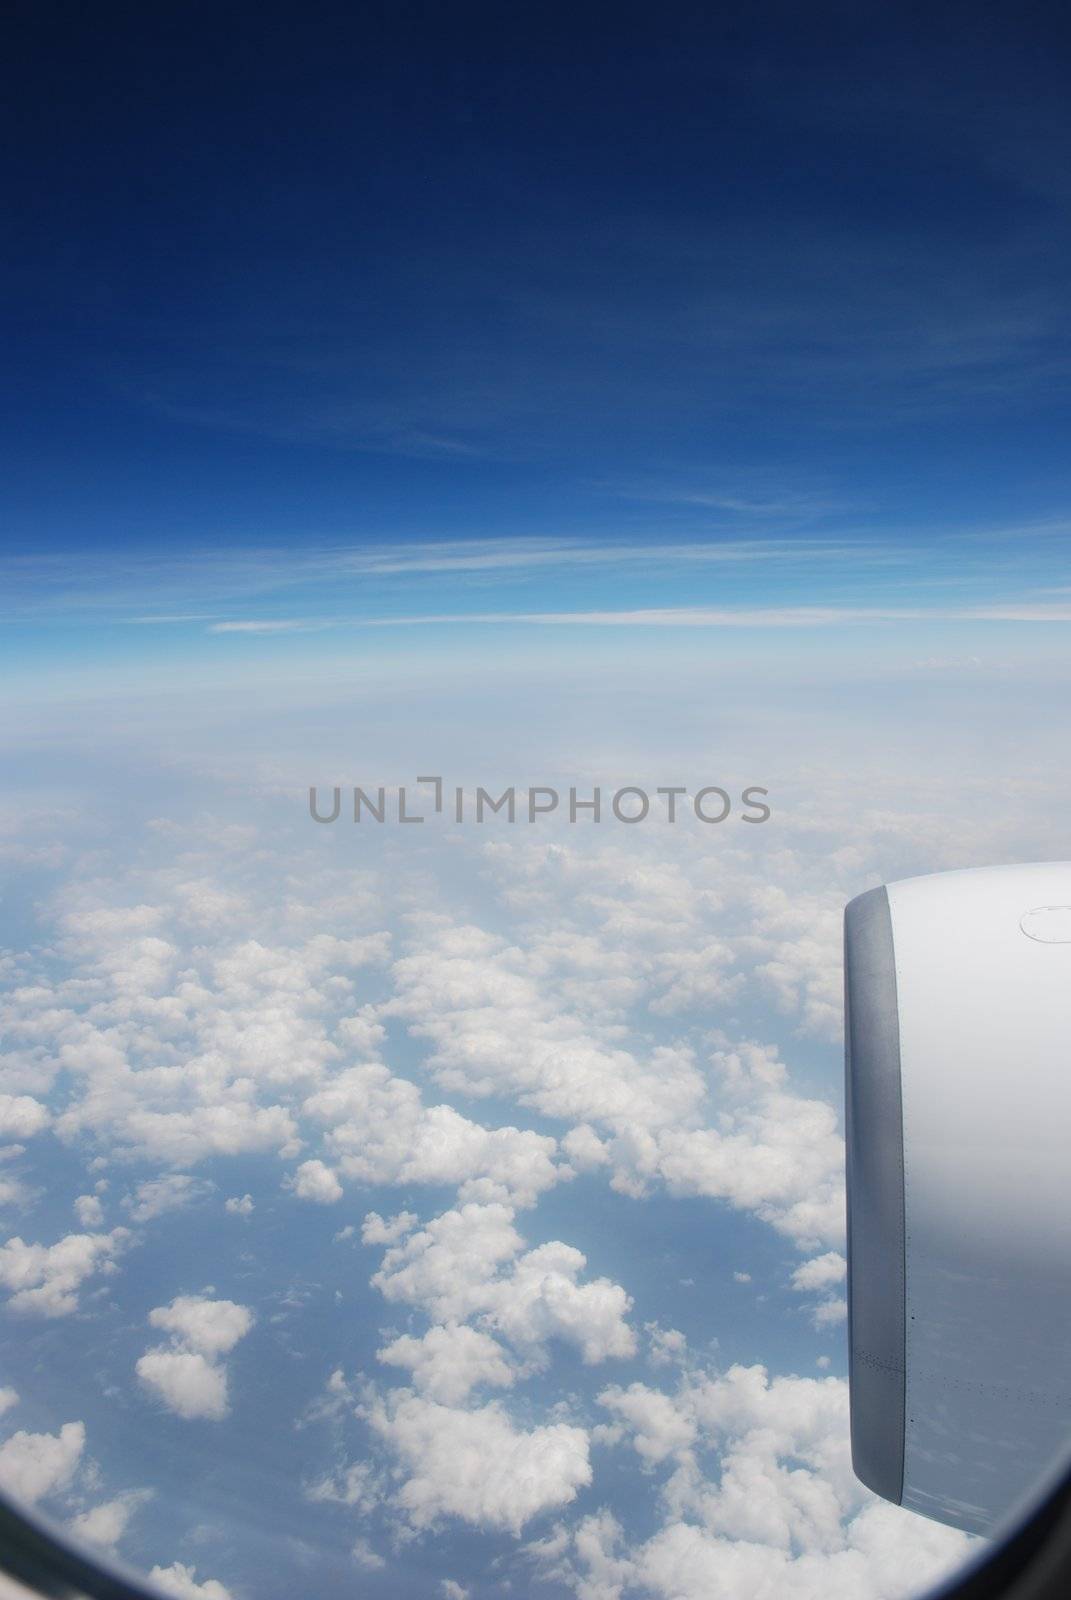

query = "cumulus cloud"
[[69, 1489, 152, 1550], [351, 1538, 386, 1570], [122, 1175, 214, 1222], [0, 774, 1024, 1598], [792, 1253, 849, 1328], [383, 922, 708, 1129], [371, 1203, 523, 1324], [599, 1382, 698, 1465], [792, 1253, 847, 1292], [0, 1421, 85, 1504], [361, 1209, 417, 1245], [534, 1362, 977, 1600], [561, 1124, 610, 1171], [0, 1174, 29, 1209], [378, 1324, 515, 1404], [304, 1065, 567, 1208], [746, 884, 845, 1042], [0, 1229, 128, 1317], [604, 1069, 845, 1251], [12, 904, 386, 1168], [112, 1104, 300, 1167], [647, 1325, 688, 1368], [136, 1296, 253, 1420], [73, 1194, 104, 1228], [148, 1295, 253, 1356], [363, 1389, 591, 1535], [375, 899, 846, 1250], [304, 1457, 379, 1512], [135, 1350, 229, 1421], [147, 1562, 233, 1599], [288, 1158, 343, 1204], [0, 1096, 49, 1139], [370, 1202, 635, 1367], [628, 1503, 971, 1600], [525, 1372, 978, 1600], [812, 1296, 848, 1328], [224, 1194, 254, 1215], [491, 1241, 636, 1366]]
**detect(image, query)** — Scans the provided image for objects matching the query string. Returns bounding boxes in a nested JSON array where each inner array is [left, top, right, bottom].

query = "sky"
[[2, 5, 1071, 1600]]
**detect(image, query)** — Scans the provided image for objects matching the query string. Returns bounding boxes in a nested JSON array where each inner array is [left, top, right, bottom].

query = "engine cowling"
[[845, 863, 1071, 1534]]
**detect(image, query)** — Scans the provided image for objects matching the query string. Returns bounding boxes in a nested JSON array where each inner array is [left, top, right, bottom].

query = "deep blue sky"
[[5, 0, 1071, 560]]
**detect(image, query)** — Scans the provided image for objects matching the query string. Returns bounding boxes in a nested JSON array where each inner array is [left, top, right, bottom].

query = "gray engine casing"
[[845, 864, 1071, 1534]]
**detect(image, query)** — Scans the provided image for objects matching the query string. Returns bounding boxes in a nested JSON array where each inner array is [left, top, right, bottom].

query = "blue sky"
[[5, 2, 1071, 572], [2, 7, 1071, 1600]]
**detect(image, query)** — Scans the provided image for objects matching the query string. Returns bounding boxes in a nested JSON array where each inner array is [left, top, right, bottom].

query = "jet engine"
[[845, 863, 1071, 1534]]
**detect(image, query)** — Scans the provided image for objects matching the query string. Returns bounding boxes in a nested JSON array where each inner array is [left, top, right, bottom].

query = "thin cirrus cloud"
[[203, 601, 1071, 633], [4, 530, 1069, 638], [1, 535, 899, 628]]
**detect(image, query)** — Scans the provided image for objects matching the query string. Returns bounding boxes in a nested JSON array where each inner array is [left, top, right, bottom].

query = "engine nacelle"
[[845, 863, 1071, 1534]]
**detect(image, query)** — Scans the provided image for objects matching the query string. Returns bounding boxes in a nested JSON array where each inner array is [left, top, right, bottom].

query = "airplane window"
[[2, 6, 1069, 1600]]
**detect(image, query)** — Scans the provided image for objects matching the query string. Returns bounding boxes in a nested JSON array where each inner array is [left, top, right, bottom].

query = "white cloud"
[[69, 1489, 152, 1550], [0, 1388, 18, 1416], [374, 895, 846, 1250], [383, 922, 707, 1129], [745, 885, 845, 1042], [137, 1296, 252, 1420], [19, 907, 386, 1169], [0, 1229, 128, 1317], [0, 1096, 49, 1139], [122, 1175, 214, 1223], [0, 1421, 84, 1504], [305, 1065, 566, 1208], [530, 1362, 977, 1600], [351, 1538, 386, 1570], [147, 1562, 233, 1599], [812, 1297, 848, 1328], [378, 1324, 515, 1405], [361, 1209, 418, 1245], [561, 1124, 610, 1171], [792, 1252, 847, 1292], [0, 765, 1035, 1600], [606, 1074, 845, 1251], [73, 1194, 104, 1228], [629, 1505, 972, 1600], [112, 1104, 300, 1167], [148, 1295, 253, 1356], [647, 1325, 688, 1368], [135, 1349, 229, 1421], [224, 1194, 254, 1215], [441, 1582, 470, 1600], [363, 1389, 591, 1535], [370, 1203, 635, 1367], [304, 1459, 379, 1512], [792, 1254, 848, 1329], [371, 1203, 522, 1324], [288, 1158, 343, 1204], [598, 1383, 697, 1465], [490, 1241, 636, 1366], [0, 1175, 29, 1210]]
